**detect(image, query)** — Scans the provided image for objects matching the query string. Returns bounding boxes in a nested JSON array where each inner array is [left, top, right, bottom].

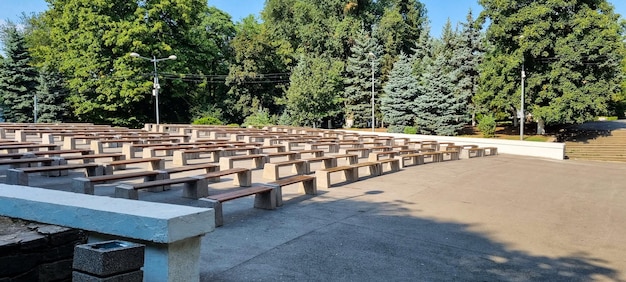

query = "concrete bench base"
[[199, 186, 276, 227], [0, 185, 214, 282], [266, 175, 317, 206]]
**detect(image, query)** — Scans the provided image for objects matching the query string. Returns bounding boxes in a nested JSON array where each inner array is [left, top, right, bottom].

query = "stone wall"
[[0, 216, 87, 282]]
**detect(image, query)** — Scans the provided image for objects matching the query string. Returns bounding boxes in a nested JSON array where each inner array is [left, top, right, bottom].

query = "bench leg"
[[199, 198, 223, 227], [315, 170, 331, 189], [300, 179, 317, 195], [253, 156, 267, 169], [72, 178, 95, 195], [219, 158, 233, 170], [182, 177, 209, 199], [150, 159, 165, 170], [122, 144, 136, 159], [6, 169, 28, 186], [172, 151, 187, 166], [262, 164, 279, 181], [345, 168, 358, 182], [254, 188, 277, 210], [85, 165, 104, 177], [114, 184, 139, 200], [266, 184, 282, 207], [233, 170, 252, 187]]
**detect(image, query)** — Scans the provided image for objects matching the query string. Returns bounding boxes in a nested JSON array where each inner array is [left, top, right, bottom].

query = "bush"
[[477, 114, 497, 138], [191, 116, 223, 125], [403, 126, 418, 134], [242, 108, 276, 128], [387, 125, 404, 133]]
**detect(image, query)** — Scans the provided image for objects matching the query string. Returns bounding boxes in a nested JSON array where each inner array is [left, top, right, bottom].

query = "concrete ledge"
[[0, 185, 214, 282], [345, 131, 565, 160]]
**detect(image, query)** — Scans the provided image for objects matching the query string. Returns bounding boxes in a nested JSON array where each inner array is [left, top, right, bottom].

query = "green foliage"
[[477, 114, 496, 138], [226, 16, 289, 123], [478, 0, 625, 129], [403, 126, 418, 134], [386, 125, 404, 133], [284, 54, 344, 127], [35, 66, 68, 123], [242, 107, 276, 128], [192, 116, 223, 125], [0, 22, 39, 123], [381, 53, 419, 127], [344, 29, 382, 128]]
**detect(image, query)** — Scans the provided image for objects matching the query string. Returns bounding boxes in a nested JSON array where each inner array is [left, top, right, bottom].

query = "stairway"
[[565, 129, 626, 162]]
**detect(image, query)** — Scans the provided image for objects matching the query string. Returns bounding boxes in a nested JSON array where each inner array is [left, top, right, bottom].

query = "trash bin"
[[72, 240, 144, 282]]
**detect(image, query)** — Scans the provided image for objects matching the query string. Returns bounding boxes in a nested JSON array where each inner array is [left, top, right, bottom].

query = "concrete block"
[[73, 240, 144, 276], [72, 269, 143, 282]]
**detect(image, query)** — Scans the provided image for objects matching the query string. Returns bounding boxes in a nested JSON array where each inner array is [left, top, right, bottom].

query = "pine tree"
[[381, 53, 419, 129], [415, 53, 466, 136], [344, 29, 382, 128], [0, 22, 39, 123], [35, 66, 68, 123], [450, 9, 482, 126]]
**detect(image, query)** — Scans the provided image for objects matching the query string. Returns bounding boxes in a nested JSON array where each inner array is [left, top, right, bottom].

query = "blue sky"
[[0, 0, 625, 38]]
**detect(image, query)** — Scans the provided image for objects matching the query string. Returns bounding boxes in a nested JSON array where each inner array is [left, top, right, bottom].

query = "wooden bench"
[[338, 147, 371, 158], [257, 145, 286, 153], [303, 156, 337, 171], [266, 151, 300, 162], [422, 151, 444, 163], [351, 161, 381, 178], [461, 147, 485, 158], [115, 175, 209, 200], [196, 167, 252, 187], [219, 154, 268, 170], [265, 175, 317, 206], [0, 157, 63, 169], [332, 154, 359, 165], [367, 151, 398, 162], [7, 163, 104, 186], [378, 158, 401, 174], [484, 147, 498, 156], [103, 157, 165, 174], [172, 148, 223, 166], [72, 170, 163, 194], [262, 159, 308, 180], [303, 142, 339, 153], [63, 153, 125, 164], [395, 153, 425, 168], [142, 145, 194, 157], [199, 185, 277, 227], [295, 149, 324, 158], [0, 144, 60, 153], [159, 163, 220, 178], [440, 150, 460, 161], [315, 166, 358, 189]]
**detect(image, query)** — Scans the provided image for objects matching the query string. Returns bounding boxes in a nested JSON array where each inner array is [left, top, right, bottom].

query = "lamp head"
[[168, 55, 177, 60], [129, 52, 140, 58]]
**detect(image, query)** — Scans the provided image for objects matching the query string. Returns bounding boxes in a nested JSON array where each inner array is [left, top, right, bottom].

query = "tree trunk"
[[536, 119, 545, 135]]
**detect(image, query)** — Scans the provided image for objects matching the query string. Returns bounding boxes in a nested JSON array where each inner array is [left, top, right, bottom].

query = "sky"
[[0, 0, 625, 38]]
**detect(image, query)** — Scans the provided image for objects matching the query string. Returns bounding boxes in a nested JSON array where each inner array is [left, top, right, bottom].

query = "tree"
[[35, 66, 68, 123], [478, 0, 625, 133], [344, 29, 382, 128], [226, 16, 290, 123], [415, 52, 466, 136], [381, 52, 418, 128], [0, 22, 39, 123], [31, 0, 213, 127], [283, 54, 344, 128], [375, 0, 428, 78], [450, 9, 483, 126]]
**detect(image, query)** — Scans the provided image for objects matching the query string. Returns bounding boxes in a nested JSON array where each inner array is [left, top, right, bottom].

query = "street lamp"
[[33, 94, 37, 123], [368, 52, 376, 132], [520, 62, 526, 141], [129, 52, 177, 125]]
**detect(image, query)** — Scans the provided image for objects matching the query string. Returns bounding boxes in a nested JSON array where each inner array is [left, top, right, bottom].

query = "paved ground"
[[7, 139, 626, 281], [191, 155, 626, 282]]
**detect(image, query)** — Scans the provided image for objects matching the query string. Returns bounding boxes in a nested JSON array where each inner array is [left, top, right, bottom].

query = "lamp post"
[[129, 52, 176, 125], [368, 52, 376, 132], [33, 94, 37, 123], [520, 62, 525, 141]]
